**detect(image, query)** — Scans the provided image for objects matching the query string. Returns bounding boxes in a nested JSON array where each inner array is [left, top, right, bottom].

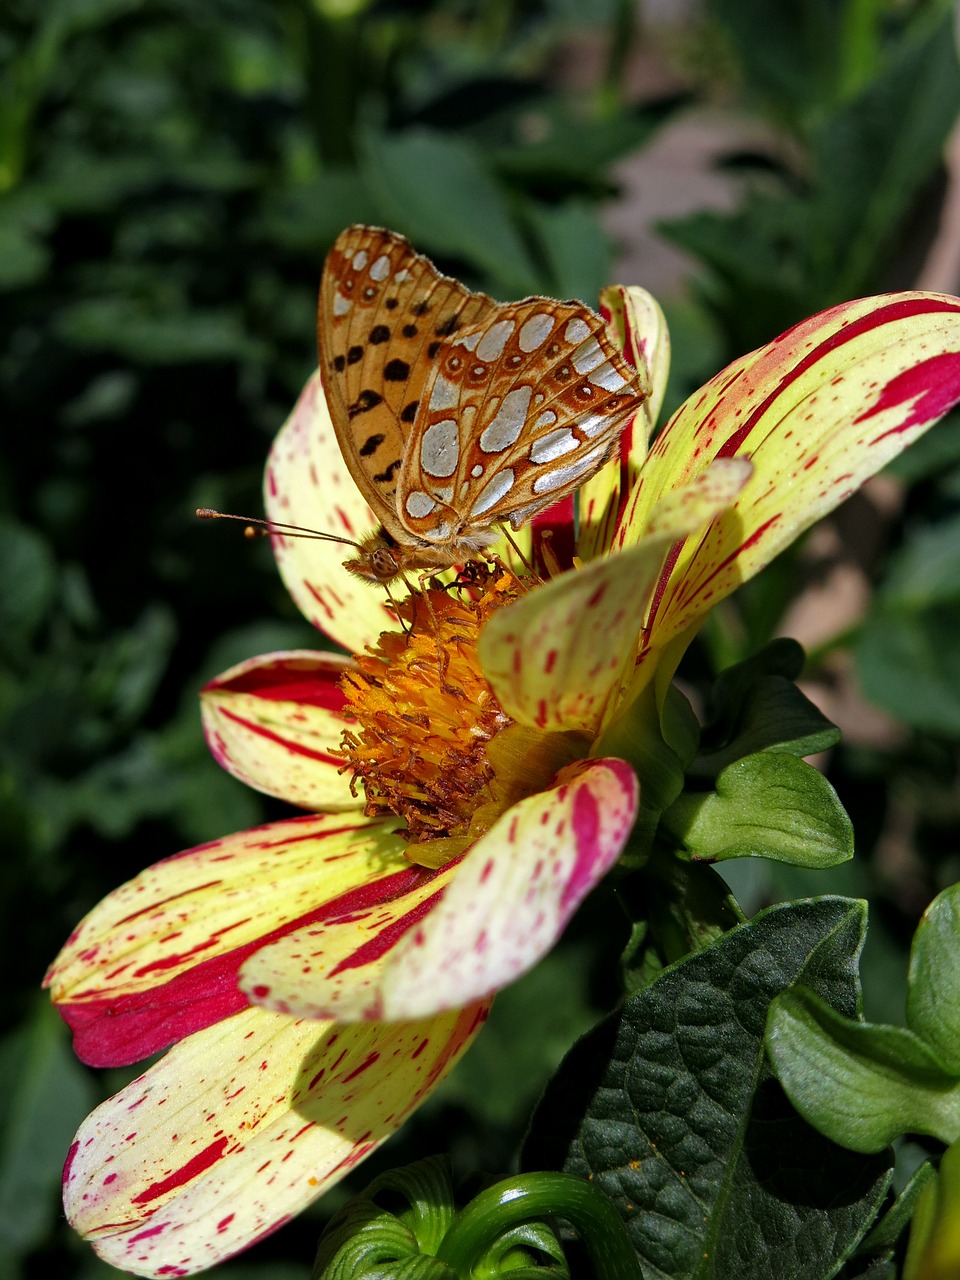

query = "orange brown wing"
[[318, 225, 494, 543], [395, 300, 649, 544]]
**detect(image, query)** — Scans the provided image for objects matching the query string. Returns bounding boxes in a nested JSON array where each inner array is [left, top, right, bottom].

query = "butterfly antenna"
[[196, 508, 360, 549]]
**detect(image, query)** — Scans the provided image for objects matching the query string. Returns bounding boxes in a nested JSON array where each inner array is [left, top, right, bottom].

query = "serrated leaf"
[[524, 898, 889, 1280], [662, 753, 853, 867]]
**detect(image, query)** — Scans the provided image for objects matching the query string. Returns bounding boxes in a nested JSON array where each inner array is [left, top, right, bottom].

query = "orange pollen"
[[337, 565, 526, 855]]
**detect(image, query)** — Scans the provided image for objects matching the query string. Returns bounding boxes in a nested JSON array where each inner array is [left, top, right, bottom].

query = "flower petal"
[[616, 292, 960, 681], [45, 813, 429, 1066], [238, 856, 461, 1022], [478, 540, 670, 735], [64, 1001, 488, 1278], [266, 369, 396, 654], [578, 285, 667, 562], [200, 650, 360, 810], [380, 758, 638, 1019]]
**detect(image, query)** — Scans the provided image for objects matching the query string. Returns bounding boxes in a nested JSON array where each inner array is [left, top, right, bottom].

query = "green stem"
[[435, 1172, 644, 1280]]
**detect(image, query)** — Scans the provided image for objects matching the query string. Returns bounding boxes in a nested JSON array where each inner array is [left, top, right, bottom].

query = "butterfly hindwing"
[[396, 299, 645, 542]]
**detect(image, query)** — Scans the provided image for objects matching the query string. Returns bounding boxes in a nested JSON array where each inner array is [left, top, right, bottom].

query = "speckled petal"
[[64, 1001, 488, 1278], [380, 758, 638, 1019], [578, 285, 668, 562], [45, 813, 423, 1067], [266, 369, 397, 654], [614, 292, 960, 688], [238, 856, 461, 1022], [200, 650, 360, 810], [477, 539, 670, 736]]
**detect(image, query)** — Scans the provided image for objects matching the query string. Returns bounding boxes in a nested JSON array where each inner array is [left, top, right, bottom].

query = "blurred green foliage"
[[3, 0, 960, 1276]]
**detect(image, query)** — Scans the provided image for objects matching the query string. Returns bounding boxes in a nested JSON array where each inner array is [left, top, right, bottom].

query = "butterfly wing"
[[319, 225, 493, 543], [395, 300, 649, 544]]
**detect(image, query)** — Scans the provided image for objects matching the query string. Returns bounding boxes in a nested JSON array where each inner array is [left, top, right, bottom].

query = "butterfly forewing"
[[320, 227, 490, 541], [319, 224, 649, 574]]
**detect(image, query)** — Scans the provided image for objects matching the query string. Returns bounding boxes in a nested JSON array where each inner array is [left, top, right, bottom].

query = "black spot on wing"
[[386, 297, 399, 310], [427, 341, 441, 359], [348, 390, 384, 419], [332, 354, 346, 372], [374, 459, 402, 483], [384, 359, 410, 382], [369, 325, 390, 344], [434, 315, 460, 337], [359, 432, 386, 457], [347, 345, 364, 365], [412, 300, 431, 316], [400, 401, 419, 423], [402, 324, 418, 338]]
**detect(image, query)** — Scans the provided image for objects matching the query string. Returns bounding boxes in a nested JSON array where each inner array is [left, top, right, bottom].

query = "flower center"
[[337, 565, 586, 868]]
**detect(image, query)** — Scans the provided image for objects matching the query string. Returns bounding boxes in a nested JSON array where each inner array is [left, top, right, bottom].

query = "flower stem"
[[435, 1172, 644, 1280]]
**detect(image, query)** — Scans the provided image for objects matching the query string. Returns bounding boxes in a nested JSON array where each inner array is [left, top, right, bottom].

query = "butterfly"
[[318, 224, 650, 584]]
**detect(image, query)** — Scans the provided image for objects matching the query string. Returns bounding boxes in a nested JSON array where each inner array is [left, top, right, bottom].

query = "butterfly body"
[[319, 225, 649, 583]]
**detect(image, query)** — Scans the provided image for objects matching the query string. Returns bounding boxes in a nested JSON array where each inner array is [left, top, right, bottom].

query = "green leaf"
[[55, 297, 265, 364], [312, 1156, 457, 1280], [524, 897, 890, 1280], [524, 201, 610, 302], [358, 128, 540, 295], [0, 999, 96, 1257], [705, 0, 873, 118], [489, 98, 665, 186], [875, 514, 960, 610], [858, 1159, 936, 1256], [662, 752, 853, 866], [907, 884, 960, 1074], [856, 600, 960, 735], [693, 638, 840, 776], [813, 15, 960, 300], [0, 520, 57, 654], [767, 988, 960, 1153]]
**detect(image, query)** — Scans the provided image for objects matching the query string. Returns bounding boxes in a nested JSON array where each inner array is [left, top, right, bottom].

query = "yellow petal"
[[201, 650, 360, 810], [381, 758, 638, 1019], [243, 758, 637, 1023], [238, 857, 460, 1022], [478, 539, 671, 736], [578, 285, 667, 562], [646, 456, 753, 539], [46, 813, 414, 1066], [615, 293, 960, 686], [64, 1002, 487, 1278], [266, 369, 396, 653]]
